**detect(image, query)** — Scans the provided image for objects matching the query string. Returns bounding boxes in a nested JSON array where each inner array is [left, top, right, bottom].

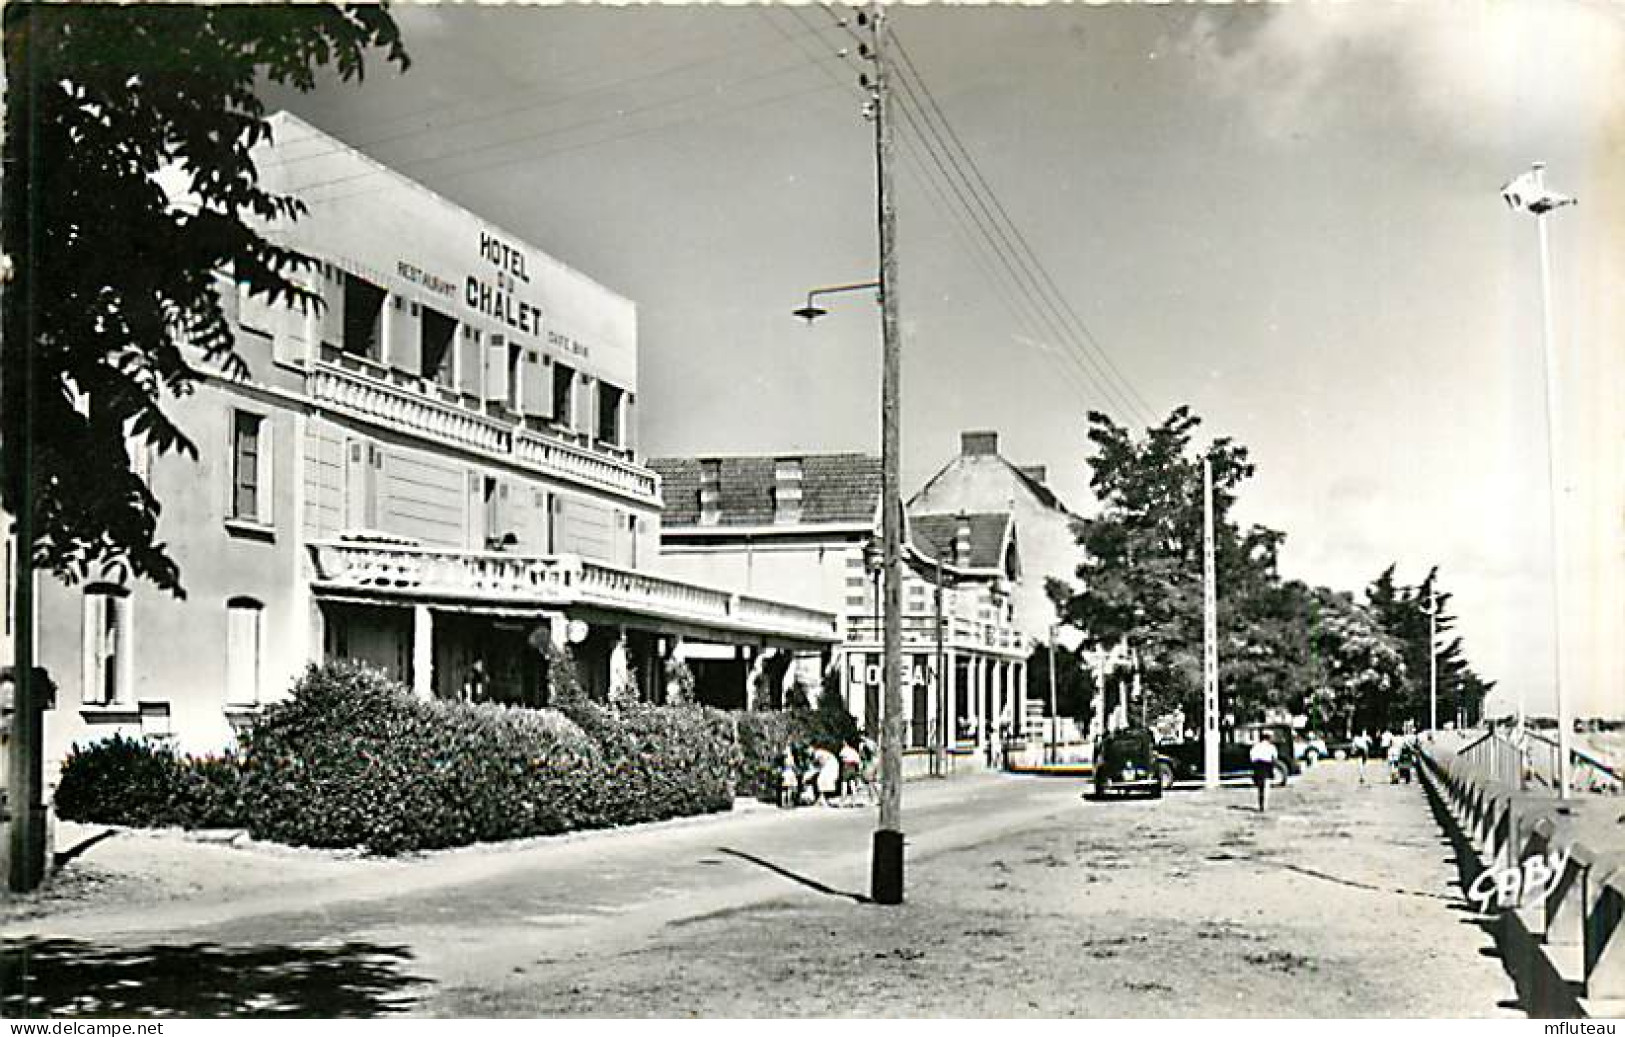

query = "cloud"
[[1182, 1, 1625, 148]]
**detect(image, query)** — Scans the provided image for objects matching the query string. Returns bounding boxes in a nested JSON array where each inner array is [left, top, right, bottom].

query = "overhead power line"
[[887, 30, 1159, 429], [780, 6, 1111, 417], [295, 49, 851, 202], [273, 17, 836, 173]]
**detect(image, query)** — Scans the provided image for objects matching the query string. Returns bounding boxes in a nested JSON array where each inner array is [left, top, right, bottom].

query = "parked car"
[[1297, 733, 1329, 767], [1092, 728, 1167, 799], [1158, 724, 1296, 787]]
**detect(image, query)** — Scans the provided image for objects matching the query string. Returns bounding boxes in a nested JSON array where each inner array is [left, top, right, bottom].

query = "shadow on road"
[[717, 848, 871, 904], [2, 937, 428, 1018], [51, 829, 119, 870]]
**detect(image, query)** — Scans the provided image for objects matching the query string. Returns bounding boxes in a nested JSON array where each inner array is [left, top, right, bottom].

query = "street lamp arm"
[[792, 280, 883, 323]]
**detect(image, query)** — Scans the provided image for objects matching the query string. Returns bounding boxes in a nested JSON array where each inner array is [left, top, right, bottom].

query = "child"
[[838, 742, 862, 806], [779, 747, 799, 809]]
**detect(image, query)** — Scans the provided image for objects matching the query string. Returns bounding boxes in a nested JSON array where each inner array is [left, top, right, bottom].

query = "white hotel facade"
[[3, 113, 838, 769]]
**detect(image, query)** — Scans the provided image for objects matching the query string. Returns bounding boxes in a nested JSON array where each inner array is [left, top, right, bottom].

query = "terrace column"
[[972, 657, 986, 750], [1015, 661, 1027, 742], [743, 647, 766, 711], [986, 659, 1002, 767], [608, 627, 631, 703], [945, 650, 958, 746], [411, 605, 434, 700]]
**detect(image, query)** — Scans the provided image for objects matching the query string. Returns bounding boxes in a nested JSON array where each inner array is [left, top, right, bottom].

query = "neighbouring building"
[[13, 113, 838, 770], [910, 430, 1090, 737], [649, 452, 1031, 758], [909, 430, 1087, 645]]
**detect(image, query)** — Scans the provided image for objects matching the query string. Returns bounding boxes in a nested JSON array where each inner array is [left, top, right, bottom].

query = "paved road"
[[2, 760, 1519, 1017]]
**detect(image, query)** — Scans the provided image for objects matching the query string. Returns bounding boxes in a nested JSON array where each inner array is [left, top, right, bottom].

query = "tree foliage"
[[2, 4, 407, 594], [1051, 407, 1288, 725], [1365, 564, 1494, 730], [1051, 406, 1491, 735]]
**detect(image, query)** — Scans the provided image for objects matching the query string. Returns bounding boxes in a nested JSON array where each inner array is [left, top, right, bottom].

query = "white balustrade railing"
[[308, 541, 838, 642], [308, 541, 577, 603], [309, 364, 512, 457], [845, 612, 1025, 654], [513, 429, 658, 501], [576, 559, 838, 641], [308, 362, 659, 504]]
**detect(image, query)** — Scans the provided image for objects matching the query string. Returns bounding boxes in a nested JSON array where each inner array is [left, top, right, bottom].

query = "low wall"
[[1420, 744, 1625, 1018]]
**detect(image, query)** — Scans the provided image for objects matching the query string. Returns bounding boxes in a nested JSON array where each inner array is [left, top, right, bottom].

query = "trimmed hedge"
[[735, 709, 814, 802], [55, 662, 850, 851], [54, 734, 246, 829], [233, 662, 741, 853]]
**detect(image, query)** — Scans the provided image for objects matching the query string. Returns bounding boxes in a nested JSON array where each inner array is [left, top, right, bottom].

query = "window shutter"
[[225, 603, 262, 707], [520, 349, 552, 418], [256, 418, 274, 525], [482, 335, 509, 403], [104, 597, 125, 705], [239, 282, 274, 335], [319, 265, 346, 349], [81, 595, 106, 705]]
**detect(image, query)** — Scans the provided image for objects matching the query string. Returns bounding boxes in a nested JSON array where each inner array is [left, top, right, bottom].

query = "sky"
[[267, 1, 1625, 718]]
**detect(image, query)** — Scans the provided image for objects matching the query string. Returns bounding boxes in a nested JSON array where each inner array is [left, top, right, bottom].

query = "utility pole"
[[1134, 646, 1144, 729], [1501, 161, 1577, 799], [1428, 588, 1438, 734], [932, 556, 945, 779], [4, 43, 47, 889], [865, 2, 905, 904], [1047, 627, 1059, 764], [1202, 455, 1219, 789]]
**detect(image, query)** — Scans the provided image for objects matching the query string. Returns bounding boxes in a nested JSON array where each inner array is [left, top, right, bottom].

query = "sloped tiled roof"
[[649, 453, 881, 527], [906, 511, 1014, 572], [908, 453, 1075, 517]]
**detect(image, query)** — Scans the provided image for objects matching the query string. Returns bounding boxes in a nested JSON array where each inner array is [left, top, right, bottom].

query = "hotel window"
[[225, 597, 264, 708], [230, 410, 272, 524], [419, 305, 458, 386], [341, 273, 386, 359], [81, 586, 130, 706], [597, 382, 623, 446], [552, 362, 576, 427], [506, 341, 523, 413]]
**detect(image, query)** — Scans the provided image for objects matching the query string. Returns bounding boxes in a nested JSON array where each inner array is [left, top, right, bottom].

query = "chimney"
[[1017, 464, 1047, 485], [954, 512, 972, 567], [698, 459, 721, 525], [960, 430, 999, 456], [772, 457, 803, 524]]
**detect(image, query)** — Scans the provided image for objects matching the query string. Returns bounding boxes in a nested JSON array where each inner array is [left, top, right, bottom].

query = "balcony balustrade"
[[309, 540, 576, 604], [307, 360, 659, 504], [844, 613, 1027, 655], [308, 540, 839, 643]]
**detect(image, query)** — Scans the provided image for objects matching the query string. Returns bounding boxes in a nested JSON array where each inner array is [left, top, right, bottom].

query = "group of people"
[[1349, 729, 1418, 785], [779, 737, 879, 809]]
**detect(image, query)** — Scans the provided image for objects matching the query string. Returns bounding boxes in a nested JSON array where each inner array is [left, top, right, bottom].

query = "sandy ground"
[[427, 762, 1517, 1017], [2, 762, 1518, 1018]]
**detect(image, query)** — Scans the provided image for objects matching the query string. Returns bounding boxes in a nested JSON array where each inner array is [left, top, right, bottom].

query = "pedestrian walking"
[[1351, 731, 1371, 783], [1249, 730, 1279, 813], [859, 735, 880, 805], [838, 741, 862, 806], [813, 745, 841, 806]]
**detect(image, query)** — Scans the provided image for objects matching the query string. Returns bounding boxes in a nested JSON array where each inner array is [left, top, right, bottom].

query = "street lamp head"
[[863, 535, 884, 575], [792, 304, 828, 324]]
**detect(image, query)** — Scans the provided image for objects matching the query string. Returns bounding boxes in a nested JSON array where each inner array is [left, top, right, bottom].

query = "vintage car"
[[1157, 723, 1298, 787], [1092, 728, 1168, 799]]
